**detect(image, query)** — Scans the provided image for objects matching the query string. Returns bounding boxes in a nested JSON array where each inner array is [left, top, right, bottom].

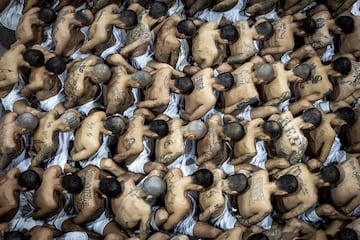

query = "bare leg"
[[103, 221, 128, 240], [250, 106, 279, 119], [192, 221, 223, 239], [100, 158, 126, 177], [106, 54, 136, 74]]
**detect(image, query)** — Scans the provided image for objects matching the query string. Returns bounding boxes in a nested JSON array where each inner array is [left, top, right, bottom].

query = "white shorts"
[[1, 74, 26, 112], [347, 204, 360, 217], [9, 191, 43, 231], [149, 206, 161, 232], [236, 105, 252, 121], [126, 137, 153, 174], [41, 25, 55, 51], [0, 0, 24, 30], [173, 194, 197, 236], [254, 8, 280, 21], [5, 135, 29, 171], [351, 0, 360, 16], [281, 50, 293, 65], [100, 27, 126, 60], [256, 214, 273, 230], [176, 38, 190, 72], [163, 92, 181, 119], [220, 142, 234, 175], [131, 44, 154, 70], [278, 99, 290, 112], [201, 108, 224, 122], [298, 205, 324, 223], [313, 99, 330, 113], [39, 90, 66, 112], [249, 140, 267, 169], [167, 0, 185, 16], [323, 136, 346, 166], [54, 232, 88, 240], [79, 135, 110, 169], [74, 86, 103, 116], [47, 193, 76, 231], [123, 88, 140, 118], [167, 140, 198, 176], [69, 27, 90, 60], [47, 131, 75, 170], [210, 195, 237, 230], [84, 209, 112, 235], [320, 37, 335, 62]]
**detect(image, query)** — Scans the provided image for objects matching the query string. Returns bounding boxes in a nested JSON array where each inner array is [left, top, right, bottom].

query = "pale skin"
[[71, 111, 112, 161], [80, 4, 130, 54], [137, 67, 174, 115], [32, 165, 66, 219], [114, 112, 167, 174], [181, 68, 223, 121], [237, 169, 286, 226], [0, 168, 22, 222], [273, 163, 322, 219], [272, 111, 311, 164], [0, 113, 28, 169], [111, 177, 152, 240], [330, 158, 360, 214], [0, 43, 30, 98], [63, 55, 103, 108], [14, 7, 44, 46], [21, 46, 66, 114], [52, 6, 94, 57], [196, 114, 229, 167], [103, 66, 141, 115], [153, 14, 184, 68], [162, 168, 222, 238], [155, 118, 185, 166], [228, 20, 265, 66], [261, 15, 304, 60], [192, 22, 228, 68]]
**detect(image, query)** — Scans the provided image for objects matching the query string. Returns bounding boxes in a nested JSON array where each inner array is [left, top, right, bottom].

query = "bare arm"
[[283, 203, 310, 219], [157, 152, 182, 165], [231, 153, 257, 165], [238, 212, 270, 226], [199, 204, 222, 221]]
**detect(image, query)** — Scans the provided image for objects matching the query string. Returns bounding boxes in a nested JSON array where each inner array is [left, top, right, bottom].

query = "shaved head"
[[187, 120, 207, 139]]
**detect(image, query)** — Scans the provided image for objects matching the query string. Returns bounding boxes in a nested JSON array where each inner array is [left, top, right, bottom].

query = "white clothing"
[[100, 27, 126, 60], [323, 136, 346, 166], [150, 206, 161, 232], [348, 204, 360, 217], [126, 137, 153, 174], [281, 50, 293, 65], [278, 99, 290, 112], [210, 195, 237, 230], [74, 85, 103, 116], [9, 190, 43, 232], [69, 26, 90, 60], [123, 88, 140, 118], [249, 140, 267, 169], [131, 48, 154, 70], [173, 194, 197, 236], [313, 99, 330, 113], [0, 0, 24, 30], [39, 90, 66, 112], [236, 105, 252, 121], [298, 205, 324, 223], [256, 215, 273, 230], [47, 193, 76, 230], [46, 131, 75, 170], [175, 38, 190, 72], [321, 36, 335, 62], [167, 0, 185, 16], [163, 92, 181, 119], [253, 8, 280, 21], [84, 208, 112, 235], [351, 0, 360, 16], [167, 139, 198, 176], [1, 74, 26, 112], [54, 232, 88, 240], [5, 135, 29, 171], [79, 135, 110, 169], [220, 142, 234, 175]]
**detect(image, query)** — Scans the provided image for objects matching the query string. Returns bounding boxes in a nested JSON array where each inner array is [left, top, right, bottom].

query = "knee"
[[155, 208, 169, 224], [104, 233, 125, 240], [100, 158, 116, 170], [317, 204, 335, 217], [300, 99, 313, 109]]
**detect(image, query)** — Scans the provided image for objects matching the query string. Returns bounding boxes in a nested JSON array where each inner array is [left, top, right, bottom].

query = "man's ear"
[[274, 189, 288, 195], [213, 83, 225, 91], [188, 134, 196, 140]]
